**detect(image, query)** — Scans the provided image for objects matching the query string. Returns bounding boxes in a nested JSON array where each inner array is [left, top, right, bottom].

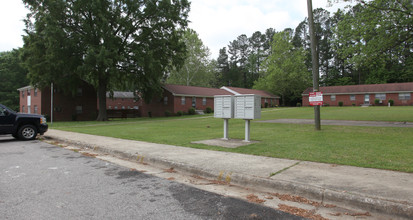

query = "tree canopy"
[[254, 31, 311, 106], [0, 49, 29, 111], [22, 0, 190, 120], [166, 29, 214, 87]]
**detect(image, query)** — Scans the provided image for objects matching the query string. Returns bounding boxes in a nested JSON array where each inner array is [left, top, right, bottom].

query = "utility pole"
[[307, 0, 321, 130]]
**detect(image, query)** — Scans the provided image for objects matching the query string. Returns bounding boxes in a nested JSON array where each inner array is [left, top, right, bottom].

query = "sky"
[[0, 0, 353, 58]]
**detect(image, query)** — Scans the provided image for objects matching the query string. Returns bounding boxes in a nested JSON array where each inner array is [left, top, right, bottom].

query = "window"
[[22, 105, 25, 113], [399, 93, 411, 100], [0, 106, 6, 116], [114, 106, 118, 110], [75, 106, 83, 114], [202, 97, 206, 106], [331, 95, 336, 101], [181, 97, 186, 105], [34, 105, 38, 114], [350, 95, 356, 101], [76, 88, 83, 96], [164, 96, 168, 105], [192, 97, 196, 108], [375, 93, 386, 100], [27, 89, 31, 96], [108, 106, 112, 109], [122, 106, 125, 109], [22, 91, 25, 98], [34, 88, 38, 97]]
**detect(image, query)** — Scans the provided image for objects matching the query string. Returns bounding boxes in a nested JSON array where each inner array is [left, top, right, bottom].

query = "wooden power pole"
[[307, 0, 321, 130]]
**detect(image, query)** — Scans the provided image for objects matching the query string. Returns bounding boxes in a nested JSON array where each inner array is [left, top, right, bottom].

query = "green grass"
[[51, 107, 413, 172]]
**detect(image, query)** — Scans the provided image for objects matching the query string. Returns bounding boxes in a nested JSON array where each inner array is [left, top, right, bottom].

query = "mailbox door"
[[222, 96, 232, 118], [214, 97, 223, 118]]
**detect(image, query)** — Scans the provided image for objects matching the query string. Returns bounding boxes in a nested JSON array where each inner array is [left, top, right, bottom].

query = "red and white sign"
[[309, 92, 323, 106]]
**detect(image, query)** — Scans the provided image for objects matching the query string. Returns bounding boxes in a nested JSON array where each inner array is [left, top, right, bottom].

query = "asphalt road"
[[0, 135, 302, 220]]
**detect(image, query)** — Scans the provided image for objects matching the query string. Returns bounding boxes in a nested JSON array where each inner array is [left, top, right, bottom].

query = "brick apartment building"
[[18, 83, 279, 120], [17, 82, 97, 121], [302, 82, 413, 106], [140, 84, 280, 117]]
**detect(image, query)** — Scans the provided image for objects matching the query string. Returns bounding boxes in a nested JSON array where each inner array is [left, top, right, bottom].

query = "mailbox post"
[[234, 94, 261, 142], [214, 95, 234, 140]]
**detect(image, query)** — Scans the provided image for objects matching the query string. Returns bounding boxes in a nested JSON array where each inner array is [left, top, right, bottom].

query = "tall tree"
[[167, 29, 213, 87], [333, 0, 413, 83], [22, 0, 190, 121], [0, 49, 29, 111], [254, 31, 311, 106]]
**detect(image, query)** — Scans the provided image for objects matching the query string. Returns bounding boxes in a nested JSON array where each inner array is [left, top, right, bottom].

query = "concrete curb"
[[44, 135, 413, 219]]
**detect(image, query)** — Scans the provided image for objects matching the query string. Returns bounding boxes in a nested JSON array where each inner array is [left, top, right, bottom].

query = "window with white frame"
[[202, 97, 206, 105], [76, 88, 83, 96], [34, 105, 38, 114], [399, 93, 411, 100], [22, 105, 25, 113], [350, 95, 356, 101], [331, 95, 336, 101], [75, 106, 83, 114], [181, 96, 186, 105], [34, 88, 38, 97], [375, 93, 386, 100], [21, 91, 25, 98], [164, 96, 168, 105]]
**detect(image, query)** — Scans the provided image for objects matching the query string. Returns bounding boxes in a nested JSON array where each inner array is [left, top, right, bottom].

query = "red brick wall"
[[140, 90, 175, 117], [303, 92, 413, 106], [106, 98, 138, 110], [20, 84, 97, 121], [19, 88, 42, 114]]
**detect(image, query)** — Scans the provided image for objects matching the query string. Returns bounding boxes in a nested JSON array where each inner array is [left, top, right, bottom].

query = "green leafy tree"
[[22, 0, 190, 121], [167, 29, 213, 87], [333, 0, 413, 83], [0, 49, 29, 111], [254, 31, 311, 106]]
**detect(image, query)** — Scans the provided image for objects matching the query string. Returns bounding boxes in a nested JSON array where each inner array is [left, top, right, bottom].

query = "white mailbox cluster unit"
[[214, 94, 261, 142]]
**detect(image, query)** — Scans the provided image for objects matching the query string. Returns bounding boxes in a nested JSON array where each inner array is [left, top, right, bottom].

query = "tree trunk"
[[96, 77, 108, 121]]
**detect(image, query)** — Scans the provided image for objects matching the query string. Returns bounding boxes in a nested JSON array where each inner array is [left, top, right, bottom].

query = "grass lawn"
[[51, 106, 413, 172]]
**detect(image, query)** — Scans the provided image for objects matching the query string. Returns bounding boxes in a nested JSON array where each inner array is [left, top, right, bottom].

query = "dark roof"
[[163, 84, 233, 97], [221, 86, 279, 98], [302, 82, 413, 95]]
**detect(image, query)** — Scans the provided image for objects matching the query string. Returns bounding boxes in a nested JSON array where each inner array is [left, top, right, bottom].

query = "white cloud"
[[0, 1, 29, 52]]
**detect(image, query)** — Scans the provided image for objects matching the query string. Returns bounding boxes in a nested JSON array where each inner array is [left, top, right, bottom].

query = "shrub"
[[148, 112, 152, 117], [352, 103, 356, 106], [165, 110, 172, 117], [177, 111, 183, 116], [338, 101, 343, 107], [204, 107, 212, 114], [188, 107, 196, 115], [388, 99, 394, 106], [264, 102, 269, 108], [296, 103, 302, 107], [374, 99, 380, 105]]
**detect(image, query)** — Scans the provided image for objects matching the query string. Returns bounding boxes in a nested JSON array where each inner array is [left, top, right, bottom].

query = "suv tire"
[[18, 124, 38, 140]]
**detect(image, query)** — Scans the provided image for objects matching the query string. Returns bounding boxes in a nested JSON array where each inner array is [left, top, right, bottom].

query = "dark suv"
[[0, 104, 48, 140]]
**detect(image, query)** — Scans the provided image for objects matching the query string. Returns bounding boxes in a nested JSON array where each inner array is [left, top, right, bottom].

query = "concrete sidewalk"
[[44, 129, 413, 219]]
